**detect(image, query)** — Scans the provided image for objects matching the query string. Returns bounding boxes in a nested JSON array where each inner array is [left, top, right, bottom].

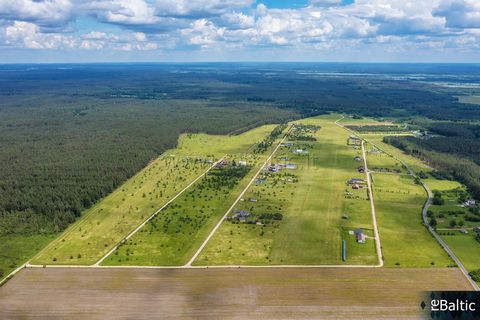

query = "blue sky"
[[0, 0, 479, 63]]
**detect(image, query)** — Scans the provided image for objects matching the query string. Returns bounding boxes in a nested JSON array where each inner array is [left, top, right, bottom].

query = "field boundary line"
[[334, 116, 383, 267], [92, 155, 227, 266], [24, 263, 386, 270], [185, 127, 291, 266], [27, 156, 226, 269], [337, 115, 478, 291], [0, 264, 27, 287]]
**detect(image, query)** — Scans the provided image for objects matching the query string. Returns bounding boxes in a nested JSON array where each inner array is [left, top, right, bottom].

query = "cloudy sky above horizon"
[[0, 0, 479, 63]]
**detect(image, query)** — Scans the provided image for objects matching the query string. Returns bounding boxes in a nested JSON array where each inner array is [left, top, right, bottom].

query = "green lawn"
[[195, 114, 378, 265], [441, 233, 480, 272], [373, 174, 451, 267], [0, 234, 56, 280], [32, 125, 276, 265], [366, 143, 408, 174]]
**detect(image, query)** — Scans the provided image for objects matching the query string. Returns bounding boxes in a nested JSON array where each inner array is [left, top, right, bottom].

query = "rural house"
[[354, 229, 366, 243], [347, 178, 366, 185], [215, 159, 229, 169]]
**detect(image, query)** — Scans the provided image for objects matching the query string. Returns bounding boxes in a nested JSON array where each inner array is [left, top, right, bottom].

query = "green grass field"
[[372, 174, 451, 267], [0, 234, 56, 280], [31, 125, 277, 265], [101, 125, 285, 266], [342, 115, 479, 274], [441, 233, 480, 272], [195, 114, 378, 265], [366, 143, 408, 174], [362, 134, 431, 173], [102, 155, 261, 266]]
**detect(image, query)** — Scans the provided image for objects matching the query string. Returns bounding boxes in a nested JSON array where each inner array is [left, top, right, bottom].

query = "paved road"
[[421, 181, 480, 291]]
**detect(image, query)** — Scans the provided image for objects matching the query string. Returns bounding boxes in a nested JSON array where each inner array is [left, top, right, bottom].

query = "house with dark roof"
[[354, 229, 366, 243], [347, 178, 366, 185], [234, 210, 251, 222]]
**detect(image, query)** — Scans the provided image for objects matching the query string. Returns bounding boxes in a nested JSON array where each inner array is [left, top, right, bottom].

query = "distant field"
[[0, 267, 472, 319], [362, 134, 432, 173], [196, 114, 377, 265], [32, 125, 277, 266], [457, 95, 480, 105], [372, 174, 451, 267]]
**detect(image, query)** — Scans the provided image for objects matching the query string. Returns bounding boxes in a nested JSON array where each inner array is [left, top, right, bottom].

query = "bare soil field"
[[0, 267, 473, 319]]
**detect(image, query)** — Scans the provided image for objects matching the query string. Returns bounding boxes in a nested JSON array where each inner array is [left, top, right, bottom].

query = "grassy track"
[[196, 114, 377, 265], [31, 125, 276, 265]]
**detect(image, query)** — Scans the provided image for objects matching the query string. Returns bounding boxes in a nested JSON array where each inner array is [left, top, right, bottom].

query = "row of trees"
[[383, 136, 480, 201]]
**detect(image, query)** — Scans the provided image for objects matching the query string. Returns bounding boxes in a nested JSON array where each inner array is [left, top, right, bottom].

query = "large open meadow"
[[195, 115, 377, 265], [101, 124, 286, 266], [372, 174, 451, 267], [32, 125, 278, 266]]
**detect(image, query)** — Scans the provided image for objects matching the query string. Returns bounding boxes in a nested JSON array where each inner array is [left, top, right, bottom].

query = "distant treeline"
[[0, 98, 298, 236], [1, 65, 480, 238], [420, 122, 480, 165], [383, 136, 480, 200], [346, 125, 407, 133]]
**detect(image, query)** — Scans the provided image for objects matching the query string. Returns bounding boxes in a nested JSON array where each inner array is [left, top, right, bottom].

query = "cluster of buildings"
[[266, 163, 297, 173], [347, 177, 366, 190], [347, 135, 362, 146], [214, 159, 248, 169], [214, 159, 230, 169]]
